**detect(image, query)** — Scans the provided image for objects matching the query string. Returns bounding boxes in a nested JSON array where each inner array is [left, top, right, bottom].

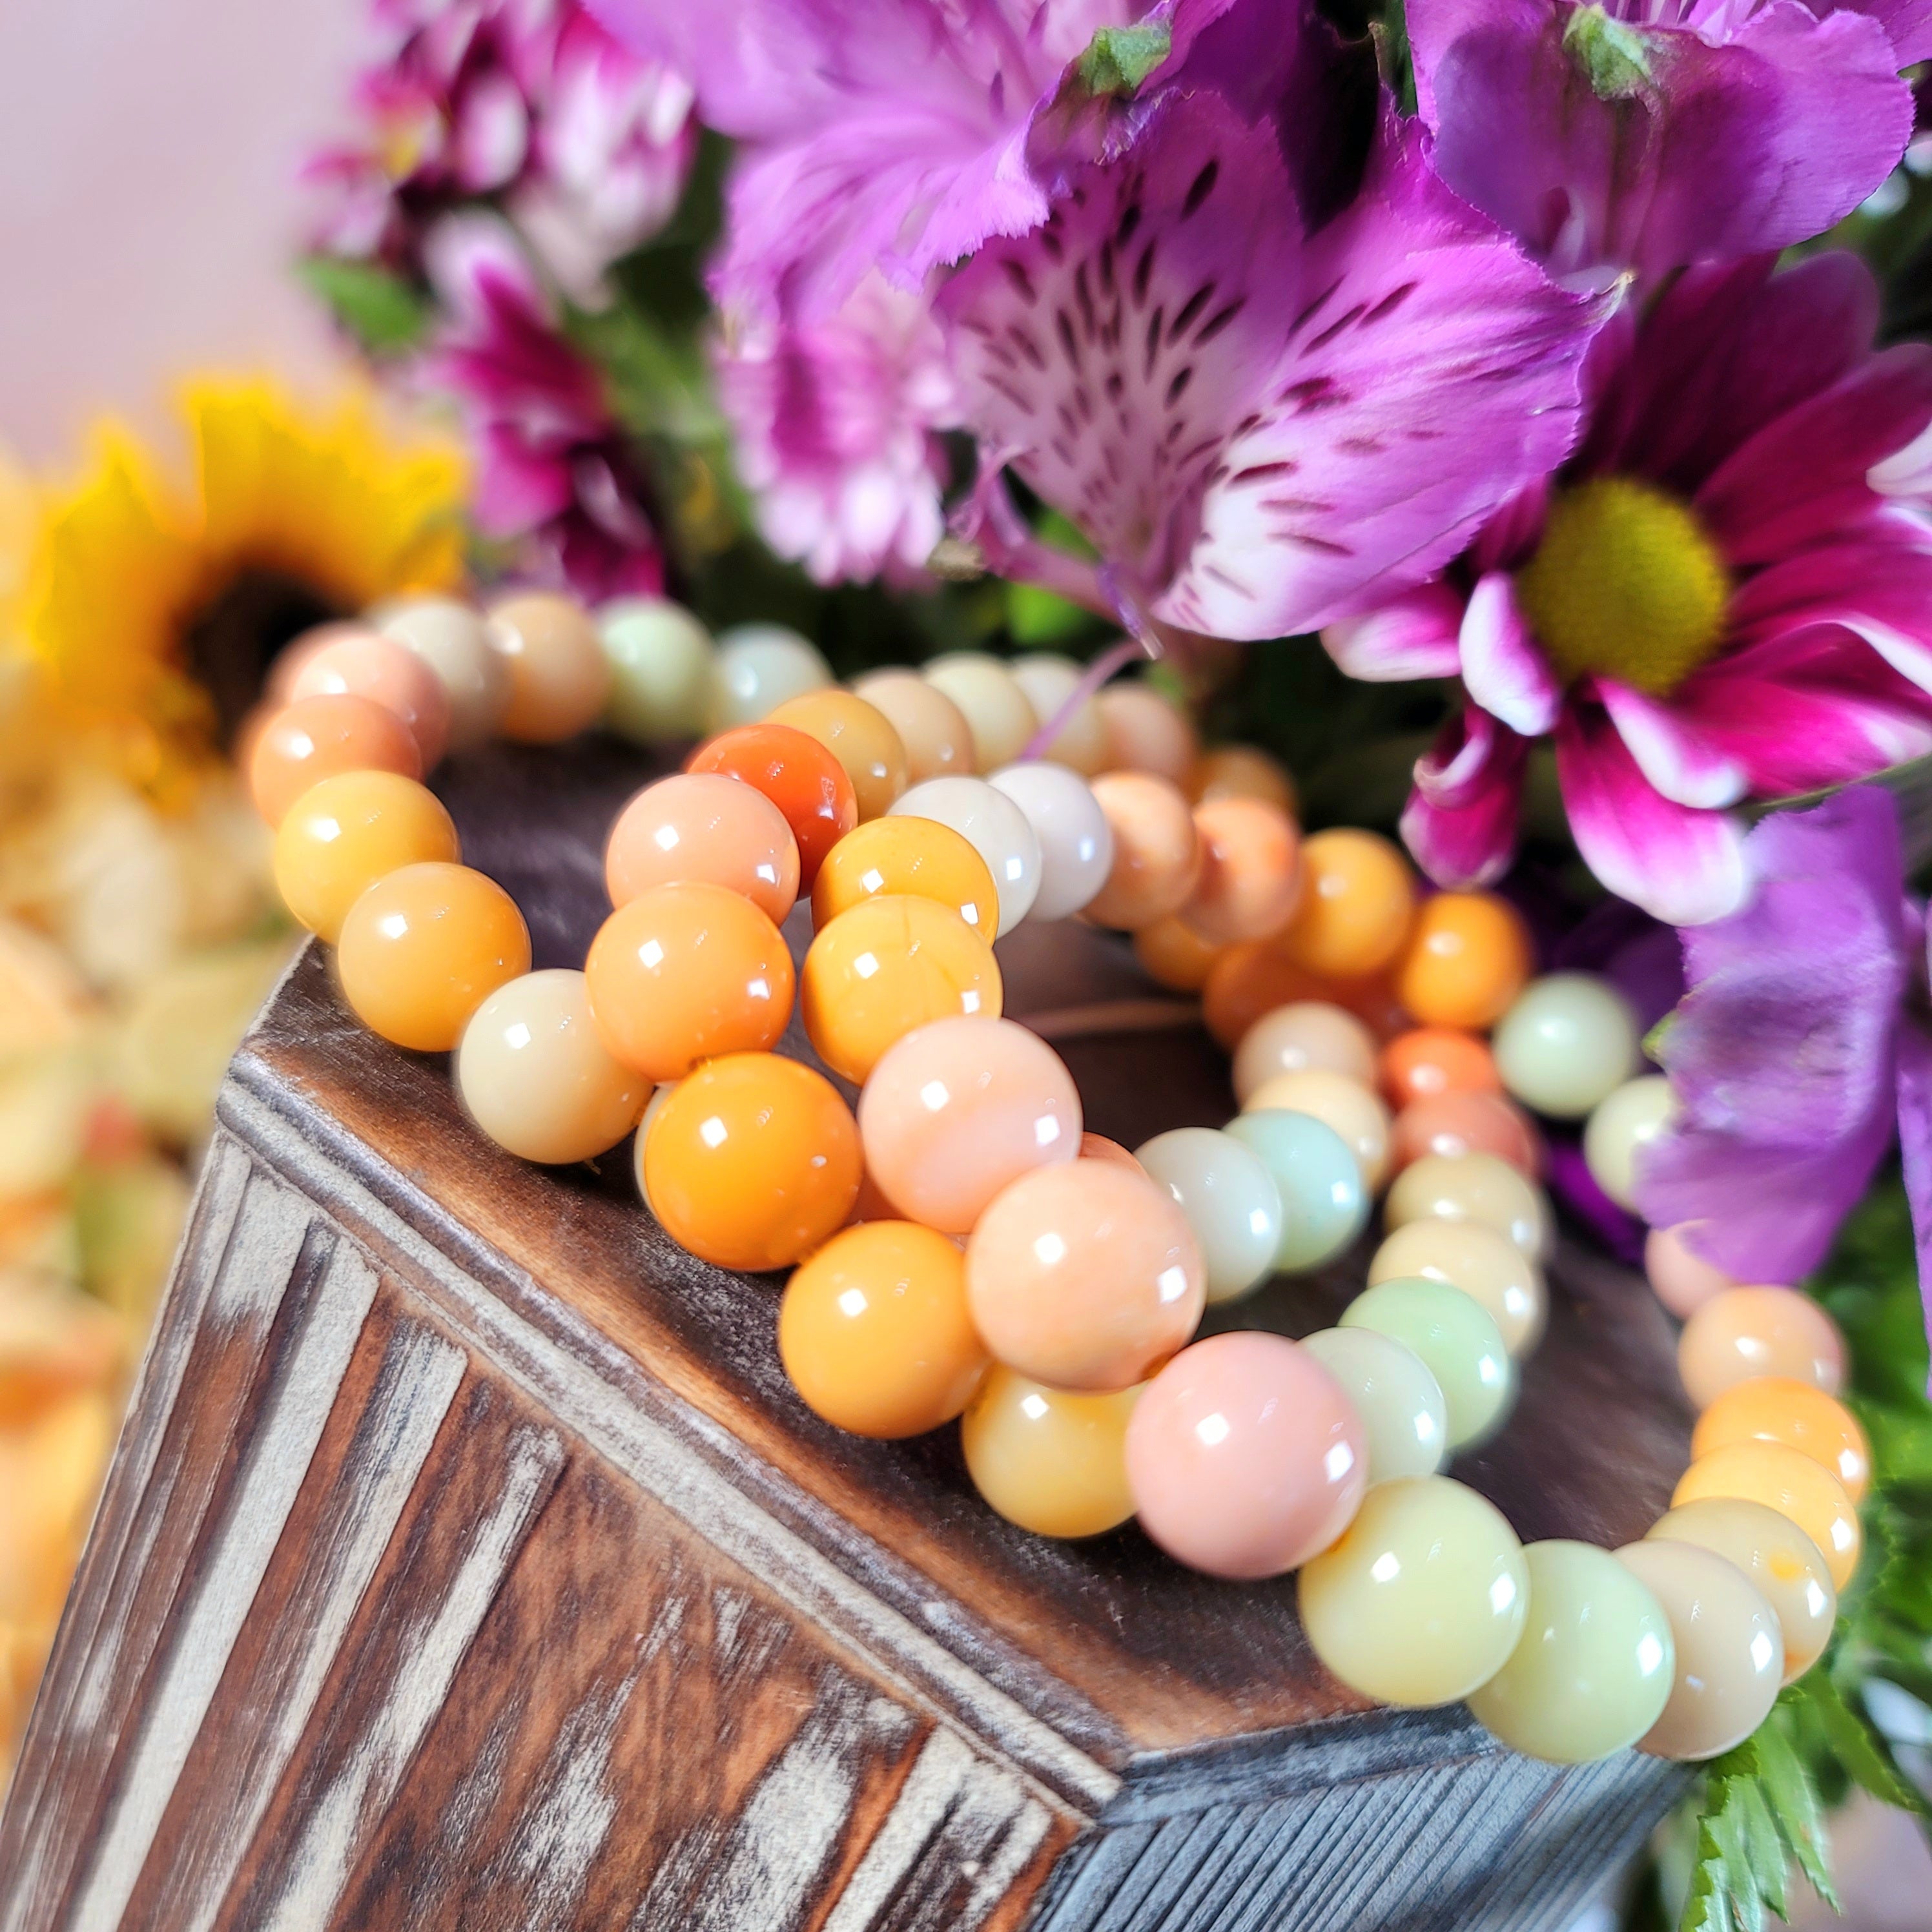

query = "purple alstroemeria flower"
[[1328, 252, 1932, 925], [1408, 0, 1922, 288]]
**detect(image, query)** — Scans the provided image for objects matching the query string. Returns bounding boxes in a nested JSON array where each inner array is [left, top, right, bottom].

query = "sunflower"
[[11, 378, 467, 803]]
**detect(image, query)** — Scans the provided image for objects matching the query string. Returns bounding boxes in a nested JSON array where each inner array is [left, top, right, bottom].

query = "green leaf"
[[1802, 1672, 1929, 1818], [297, 256, 431, 355], [1074, 21, 1172, 97], [1006, 581, 1096, 644], [1562, 3, 1654, 97], [1755, 1702, 1836, 1907]]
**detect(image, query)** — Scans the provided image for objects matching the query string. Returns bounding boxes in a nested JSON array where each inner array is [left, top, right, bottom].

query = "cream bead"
[[922, 652, 1038, 770], [1232, 1002, 1378, 1104], [597, 597, 714, 742], [1583, 1074, 1677, 1212], [1341, 1277, 1514, 1448], [1493, 972, 1641, 1120], [1133, 1127, 1283, 1304], [1384, 1151, 1553, 1261], [1243, 1068, 1392, 1191], [1368, 1218, 1546, 1357], [1678, 1286, 1847, 1409], [989, 763, 1114, 921], [890, 777, 1042, 934], [1007, 653, 1107, 774], [376, 595, 508, 752], [1299, 1326, 1448, 1481], [707, 622, 832, 728], [852, 670, 975, 783]]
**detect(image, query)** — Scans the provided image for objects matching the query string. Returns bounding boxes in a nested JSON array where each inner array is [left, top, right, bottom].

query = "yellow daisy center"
[[1513, 477, 1731, 697]]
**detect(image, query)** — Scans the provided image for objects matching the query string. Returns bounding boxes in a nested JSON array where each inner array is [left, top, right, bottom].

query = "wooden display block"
[[0, 739, 1692, 1931]]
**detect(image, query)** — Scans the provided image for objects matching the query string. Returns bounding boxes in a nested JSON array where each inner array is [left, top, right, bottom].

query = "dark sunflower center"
[[181, 567, 344, 748]]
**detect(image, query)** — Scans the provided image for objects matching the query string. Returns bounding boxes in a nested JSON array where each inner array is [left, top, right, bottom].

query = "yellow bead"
[[273, 770, 460, 943], [1672, 1440, 1862, 1591], [1277, 828, 1415, 979], [1692, 1377, 1871, 1503], [810, 816, 1000, 943], [961, 1368, 1141, 1538], [766, 689, 910, 820]]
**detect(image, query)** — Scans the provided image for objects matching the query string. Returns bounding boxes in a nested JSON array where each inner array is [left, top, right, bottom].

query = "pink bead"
[[267, 621, 369, 703], [1125, 1332, 1368, 1579], [1392, 1090, 1543, 1179], [859, 1016, 1082, 1235], [1647, 1223, 1740, 1319], [288, 627, 453, 768], [966, 1161, 1205, 1391], [604, 772, 801, 925]]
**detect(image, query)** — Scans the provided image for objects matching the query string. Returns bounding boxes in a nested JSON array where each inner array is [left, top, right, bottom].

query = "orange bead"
[[604, 772, 800, 923], [287, 628, 453, 768], [688, 723, 858, 888], [486, 591, 611, 742], [1181, 798, 1302, 945], [1277, 828, 1415, 979], [810, 815, 999, 943], [1392, 1091, 1543, 1180], [1393, 892, 1533, 1031], [1085, 774, 1202, 930], [801, 896, 1002, 1084], [336, 861, 530, 1052], [1188, 744, 1296, 815], [779, 1221, 988, 1437], [766, 689, 910, 821], [1133, 916, 1222, 992], [1692, 1377, 1872, 1503], [1673, 1441, 1862, 1591], [249, 695, 422, 828], [641, 1053, 861, 1271], [273, 769, 460, 943], [584, 881, 795, 1082], [1380, 1027, 1504, 1108], [1679, 1286, 1847, 1410]]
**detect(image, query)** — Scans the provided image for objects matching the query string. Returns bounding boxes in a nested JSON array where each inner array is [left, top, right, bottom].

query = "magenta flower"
[[1328, 252, 1932, 925], [1408, 0, 1920, 287]]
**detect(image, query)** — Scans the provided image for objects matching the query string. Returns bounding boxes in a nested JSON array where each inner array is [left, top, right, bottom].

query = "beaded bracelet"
[[244, 588, 1865, 1773]]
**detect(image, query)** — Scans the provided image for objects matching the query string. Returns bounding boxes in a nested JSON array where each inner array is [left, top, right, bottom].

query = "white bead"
[[1133, 1127, 1283, 1304], [1299, 1327, 1448, 1481], [922, 653, 1038, 770], [1584, 1074, 1678, 1211], [1007, 654, 1107, 774], [597, 597, 714, 742], [1493, 972, 1641, 1120], [375, 595, 507, 752], [707, 623, 832, 729], [988, 762, 1114, 921], [890, 777, 1042, 934]]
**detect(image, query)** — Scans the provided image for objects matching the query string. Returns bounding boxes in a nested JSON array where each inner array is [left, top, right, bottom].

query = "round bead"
[[336, 861, 531, 1052], [584, 882, 794, 1082], [1648, 1497, 1838, 1681], [779, 1221, 985, 1435], [1203, 944, 1361, 1049], [706, 622, 832, 729], [810, 816, 999, 943], [1084, 774, 1201, 930], [1672, 1441, 1861, 1590], [486, 592, 612, 742], [688, 722, 859, 888], [1243, 1069, 1392, 1191], [1233, 1002, 1377, 1104], [644, 1053, 861, 1272], [921, 653, 1037, 770], [966, 1162, 1205, 1392], [1222, 1109, 1368, 1274], [1133, 916, 1222, 991], [268, 620, 364, 703], [858, 1016, 1080, 1233], [961, 1368, 1139, 1537], [288, 629, 452, 768], [249, 694, 422, 828], [1341, 1277, 1515, 1448], [1098, 683, 1196, 783], [1393, 892, 1533, 1031], [889, 777, 1041, 934], [456, 969, 645, 1164], [1369, 1218, 1546, 1357], [802, 896, 1002, 1085], [988, 763, 1113, 922], [376, 595, 508, 752], [1646, 1224, 1739, 1319], [1466, 1541, 1674, 1765], [1133, 1127, 1283, 1304], [1614, 1539, 1783, 1760], [1493, 972, 1641, 1120], [1182, 799, 1301, 946], [1008, 653, 1107, 774], [766, 689, 910, 821], [1692, 1377, 1871, 1503], [1385, 1151, 1552, 1260], [1299, 1326, 1448, 1482], [1081, 1133, 1144, 1171], [597, 597, 714, 742], [850, 670, 974, 784], [1299, 1476, 1528, 1707], [1583, 1074, 1676, 1211], [1189, 745, 1295, 814], [1391, 1091, 1542, 1181], [635, 1084, 675, 1216], [272, 770, 459, 943], [1379, 1027, 1503, 1108], [1277, 829, 1414, 979], [604, 772, 801, 924], [1678, 1286, 1846, 1409]]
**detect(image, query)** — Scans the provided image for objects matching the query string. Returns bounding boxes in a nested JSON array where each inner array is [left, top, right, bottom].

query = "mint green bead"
[[1300, 1327, 1448, 1481], [1341, 1277, 1514, 1448], [1224, 1109, 1367, 1273], [1135, 1126, 1283, 1304], [597, 598, 715, 743], [1467, 1541, 1675, 1764]]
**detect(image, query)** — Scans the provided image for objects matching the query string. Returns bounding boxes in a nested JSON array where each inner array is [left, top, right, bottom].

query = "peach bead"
[[1084, 774, 1202, 930], [1379, 1027, 1503, 1108], [1692, 1377, 1871, 1503], [1646, 1224, 1740, 1319], [850, 670, 974, 783], [1125, 1332, 1366, 1579], [1393, 892, 1532, 1031], [967, 1161, 1204, 1391], [1244, 1068, 1393, 1189], [688, 723, 858, 888], [1232, 1002, 1378, 1103], [1672, 1441, 1862, 1590], [1133, 916, 1222, 992], [486, 591, 612, 742], [766, 689, 910, 821], [336, 861, 531, 1052], [858, 1015, 1080, 1233], [1097, 683, 1197, 784], [1081, 1133, 1144, 1173], [1678, 1287, 1846, 1410], [1277, 828, 1415, 979], [584, 882, 794, 1082], [801, 896, 1002, 1085], [272, 769, 459, 943], [810, 815, 999, 943], [604, 772, 800, 923], [1189, 744, 1296, 815], [287, 628, 453, 768], [1182, 797, 1302, 946], [1202, 943, 1404, 1051], [249, 694, 422, 828], [267, 620, 365, 703], [642, 1053, 861, 1271], [1392, 1091, 1543, 1180]]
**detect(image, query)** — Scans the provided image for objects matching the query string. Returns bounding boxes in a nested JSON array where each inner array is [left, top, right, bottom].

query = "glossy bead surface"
[[1233, 1002, 1377, 1104], [810, 815, 998, 942], [921, 652, 1037, 770], [779, 1220, 985, 1435], [1394, 892, 1532, 1031], [1679, 1286, 1846, 1409], [1672, 1441, 1861, 1590], [1494, 972, 1641, 1120], [288, 629, 452, 768], [1133, 1127, 1283, 1304], [486, 592, 612, 742], [1189, 744, 1295, 814], [1009, 653, 1107, 774], [456, 969, 645, 1164], [850, 670, 974, 783], [1085, 774, 1201, 930], [644, 1053, 861, 1272], [989, 762, 1113, 921], [1299, 1326, 1448, 1482], [802, 896, 1002, 1084], [1081, 1133, 1143, 1172], [766, 689, 910, 821], [707, 622, 832, 728], [272, 770, 458, 943], [889, 777, 1041, 934], [1385, 1151, 1552, 1260], [688, 722, 858, 888], [1098, 683, 1196, 783], [1341, 1277, 1514, 1448], [966, 1162, 1205, 1392], [1132, 916, 1220, 991], [1277, 829, 1414, 978], [1369, 1218, 1546, 1357], [584, 882, 794, 1082], [1222, 1109, 1367, 1274], [1646, 1224, 1738, 1319], [1299, 1476, 1528, 1707], [336, 861, 530, 1052], [604, 772, 800, 923], [962, 1368, 1139, 1537], [1466, 1541, 1674, 1765], [376, 595, 508, 751], [1182, 799, 1301, 946], [1583, 1075, 1676, 1211], [249, 695, 422, 828], [858, 1016, 1080, 1234], [1392, 1091, 1542, 1182], [269, 621, 367, 701], [1243, 1068, 1392, 1191], [1692, 1377, 1871, 1502], [597, 597, 714, 742], [1380, 1027, 1503, 1107]]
